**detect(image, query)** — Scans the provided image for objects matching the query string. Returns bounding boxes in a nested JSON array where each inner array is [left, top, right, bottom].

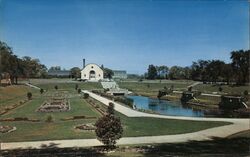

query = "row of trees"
[[0, 41, 47, 84], [147, 50, 249, 85]]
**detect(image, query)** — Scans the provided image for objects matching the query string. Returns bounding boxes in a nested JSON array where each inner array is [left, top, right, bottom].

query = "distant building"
[[48, 70, 71, 77], [81, 63, 104, 81], [112, 70, 127, 79]]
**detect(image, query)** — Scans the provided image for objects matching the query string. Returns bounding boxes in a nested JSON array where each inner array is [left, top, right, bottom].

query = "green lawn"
[[193, 84, 249, 95], [118, 81, 193, 97], [0, 81, 231, 142]]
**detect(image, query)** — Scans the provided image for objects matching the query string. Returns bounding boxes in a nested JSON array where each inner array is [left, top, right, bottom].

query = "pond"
[[127, 95, 205, 117]]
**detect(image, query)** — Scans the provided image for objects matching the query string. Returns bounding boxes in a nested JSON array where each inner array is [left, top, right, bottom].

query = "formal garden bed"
[[74, 123, 96, 131], [0, 117, 40, 122], [0, 99, 29, 116], [0, 125, 16, 133], [60, 115, 97, 121], [37, 98, 70, 112]]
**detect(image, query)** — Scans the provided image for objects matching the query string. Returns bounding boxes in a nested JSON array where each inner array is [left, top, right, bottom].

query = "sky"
[[0, 0, 249, 74]]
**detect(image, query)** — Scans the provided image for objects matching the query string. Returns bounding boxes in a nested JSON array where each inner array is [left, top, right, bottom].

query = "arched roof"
[[82, 63, 103, 71]]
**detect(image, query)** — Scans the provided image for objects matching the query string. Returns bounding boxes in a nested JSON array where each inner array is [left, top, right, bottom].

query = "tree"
[[191, 60, 211, 81], [205, 60, 225, 83], [156, 65, 169, 79], [147, 65, 157, 79], [231, 50, 249, 85], [54, 85, 58, 90], [221, 64, 233, 85], [40, 88, 44, 94], [95, 103, 123, 148], [70, 67, 81, 80], [168, 66, 186, 80], [103, 68, 113, 79], [27, 92, 32, 100]]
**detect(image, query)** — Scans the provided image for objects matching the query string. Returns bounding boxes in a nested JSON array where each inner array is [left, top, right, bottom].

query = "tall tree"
[[147, 64, 157, 79], [156, 65, 169, 79], [231, 50, 249, 85], [205, 60, 225, 83], [70, 67, 81, 80], [103, 68, 113, 79]]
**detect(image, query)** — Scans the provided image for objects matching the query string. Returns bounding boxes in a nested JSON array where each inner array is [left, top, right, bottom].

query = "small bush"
[[46, 115, 53, 123], [114, 97, 134, 108], [243, 90, 248, 96], [218, 86, 223, 92], [78, 88, 81, 94], [83, 93, 89, 99], [40, 88, 44, 94], [188, 86, 192, 92], [54, 85, 58, 90], [75, 84, 78, 90], [27, 92, 32, 100]]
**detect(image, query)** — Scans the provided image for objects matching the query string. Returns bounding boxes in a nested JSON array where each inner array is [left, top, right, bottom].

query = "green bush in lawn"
[[78, 88, 81, 94], [75, 84, 78, 90], [27, 92, 32, 100], [40, 88, 44, 94], [114, 97, 134, 108], [46, 115, 54, 123], [54, 85, 58, 90], [83, 93, 89, 99]]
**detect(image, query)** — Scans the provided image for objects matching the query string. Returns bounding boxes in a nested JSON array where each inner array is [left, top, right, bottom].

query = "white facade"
[[81, 63, 104, 81]]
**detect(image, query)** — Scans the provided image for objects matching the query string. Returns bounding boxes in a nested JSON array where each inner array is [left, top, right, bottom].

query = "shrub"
[[108, 102, 115, 115], [157, 90, 166, 99], [46, 115, 53, 123], [95, 103, 123, 148], [218, 86, 223, 92], [77, 88, 81, 94], [114, 97, 133, 108], [243, 90, 248, 96], [219, 96, 245, 110], [75, 84, 78, 90], [188, 86, 192, 92], [54, 85, 58, 90], [40, 88, 44, 94], [27, 92, 32, 100], [83, 93, 89, 99]]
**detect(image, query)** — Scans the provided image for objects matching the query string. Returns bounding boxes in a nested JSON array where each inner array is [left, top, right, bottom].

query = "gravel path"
[[1, 90, 249, 150]]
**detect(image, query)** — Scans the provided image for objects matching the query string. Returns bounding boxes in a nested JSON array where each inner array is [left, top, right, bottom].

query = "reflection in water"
[[127, 95, 205, 117]]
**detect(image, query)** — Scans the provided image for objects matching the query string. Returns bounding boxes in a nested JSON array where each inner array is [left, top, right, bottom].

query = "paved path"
[[187, 82, 202, 88], [1, 90, 249, 150], [25, 83, 41, 90]]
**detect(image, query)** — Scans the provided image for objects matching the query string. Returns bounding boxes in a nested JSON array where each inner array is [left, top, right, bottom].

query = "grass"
[[118, 81, 193, 97], [193, 84, 249, 95], [121, 114, 229, 137], [0, 81, 231, 142], [0, 85, 38, 107]]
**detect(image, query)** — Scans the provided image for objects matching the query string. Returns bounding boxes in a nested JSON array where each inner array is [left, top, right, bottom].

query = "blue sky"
[[0, 0, 249, 74]]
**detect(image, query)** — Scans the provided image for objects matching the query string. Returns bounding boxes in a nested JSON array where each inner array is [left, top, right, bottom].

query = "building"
[[112, 70, 127, 79], [81, 63, 104, 81], [48, 70, 71, 78]]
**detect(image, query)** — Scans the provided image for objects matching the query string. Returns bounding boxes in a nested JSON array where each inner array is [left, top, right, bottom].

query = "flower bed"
[[37, 98, 70, 112], [60, 115, 96, 121], [74, 123, 96, 131], [0, 125, 16, 133]]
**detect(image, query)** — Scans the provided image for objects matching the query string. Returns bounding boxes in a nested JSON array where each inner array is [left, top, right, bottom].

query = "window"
[[91, 66, 93, 68]]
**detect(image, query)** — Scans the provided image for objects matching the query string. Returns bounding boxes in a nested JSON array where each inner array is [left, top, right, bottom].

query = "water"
[[127, 95, 205, 117]]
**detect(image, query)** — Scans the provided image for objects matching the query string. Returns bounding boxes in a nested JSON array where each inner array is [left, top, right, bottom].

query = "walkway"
[[1, 90, 249, 150]]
